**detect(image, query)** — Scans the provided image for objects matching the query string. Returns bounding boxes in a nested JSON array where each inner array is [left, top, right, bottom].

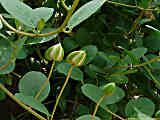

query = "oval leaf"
[[67, 0, 106, 28]]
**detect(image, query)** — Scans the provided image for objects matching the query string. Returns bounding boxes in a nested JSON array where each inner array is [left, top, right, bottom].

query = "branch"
[[106, 0, 160, 12]]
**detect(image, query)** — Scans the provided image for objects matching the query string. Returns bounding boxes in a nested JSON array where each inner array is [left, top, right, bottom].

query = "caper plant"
[[1, 0, 160, 120]]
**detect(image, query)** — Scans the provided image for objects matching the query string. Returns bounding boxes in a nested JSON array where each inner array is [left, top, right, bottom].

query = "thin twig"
[[104, 56, 160, 72], [34, 61, 55, 100], [106, 0, 160, 12]]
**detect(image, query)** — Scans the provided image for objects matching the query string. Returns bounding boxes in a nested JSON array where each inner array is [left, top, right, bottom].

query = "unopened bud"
[[45, 43, 64, 61], [102, 82, 116, 96], [66, 50, 86, 66]]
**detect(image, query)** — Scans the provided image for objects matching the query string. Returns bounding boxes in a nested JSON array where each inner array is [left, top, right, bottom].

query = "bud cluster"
[[45, 43, 86, 67]]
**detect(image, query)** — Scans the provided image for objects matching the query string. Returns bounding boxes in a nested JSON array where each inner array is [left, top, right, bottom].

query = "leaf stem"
[[50, 65, 74, 120], [0, 0, 80, 37], [0, 83, 47, 120], [105, 108, 125, 120], [91, 95, 105, 120], [34, 61, 56, 100], [91, 95, 125, 120]]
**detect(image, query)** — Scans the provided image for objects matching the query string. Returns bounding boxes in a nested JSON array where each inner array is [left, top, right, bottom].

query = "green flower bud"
[[45, 43, 64, 61], [66, 50, 86, 66], [102, 82, 116, 96]]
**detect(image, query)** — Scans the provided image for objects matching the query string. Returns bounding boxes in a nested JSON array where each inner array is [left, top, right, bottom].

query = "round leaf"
[[125, 97, 155, 117], [18, 71, 50, 102], [81, 84, 125, 109]]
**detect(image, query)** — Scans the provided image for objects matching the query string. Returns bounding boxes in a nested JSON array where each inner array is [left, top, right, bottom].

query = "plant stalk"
[[35, 61, 56, 100], [91, 95, 105, 120], [50, 66, 74, 120]]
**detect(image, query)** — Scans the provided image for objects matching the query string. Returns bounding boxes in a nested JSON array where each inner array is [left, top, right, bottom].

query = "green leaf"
[[0, 19, 3, 30], [37, 18, 45, 32], [0, 0, 54, 28], [16, 47, 28, 59], [131, 47, 148, 59], [125, 97, 155, 117], [145, 25, 160, 34], [63, 37, 78, 53], [143, 32, 160, 52], [0, 39, 15, 75], [76, 114, 100, 120], [15, 93, 50, 115], [81, 84, 125, 108], [18, 71, 50, 102], [25, 28, 57, 45], [1, 0, 35, 28], [33, 7, 54, 24], [67, 0, 106, 28], [121, 47, 140, 65], [56, 62, 83, 81], [81, 45, 98, 64], [75, 105, 89, 115], [75, 28, 92, 46], [108, 74, 128, 84], [139, 0, 149, 8]]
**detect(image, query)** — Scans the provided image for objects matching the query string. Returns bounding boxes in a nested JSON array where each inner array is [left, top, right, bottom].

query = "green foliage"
[[56, 61, 83, 81], [0, 0, 54, 28], [15, 93, 50, 115], [0, 39, 15, 74], [125, 97, 155, 117], [1, 0, 160, 119], [18, 71, 50, 102], [81, 84, 125, 107], [25, 28, 57, 45], [67, 0, 106, 29]]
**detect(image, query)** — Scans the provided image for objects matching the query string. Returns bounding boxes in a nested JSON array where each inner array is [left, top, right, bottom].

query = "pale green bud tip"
[[45, 43, 64, 61], [66, 50, 86, 66], [102, 82, 116, 96]]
